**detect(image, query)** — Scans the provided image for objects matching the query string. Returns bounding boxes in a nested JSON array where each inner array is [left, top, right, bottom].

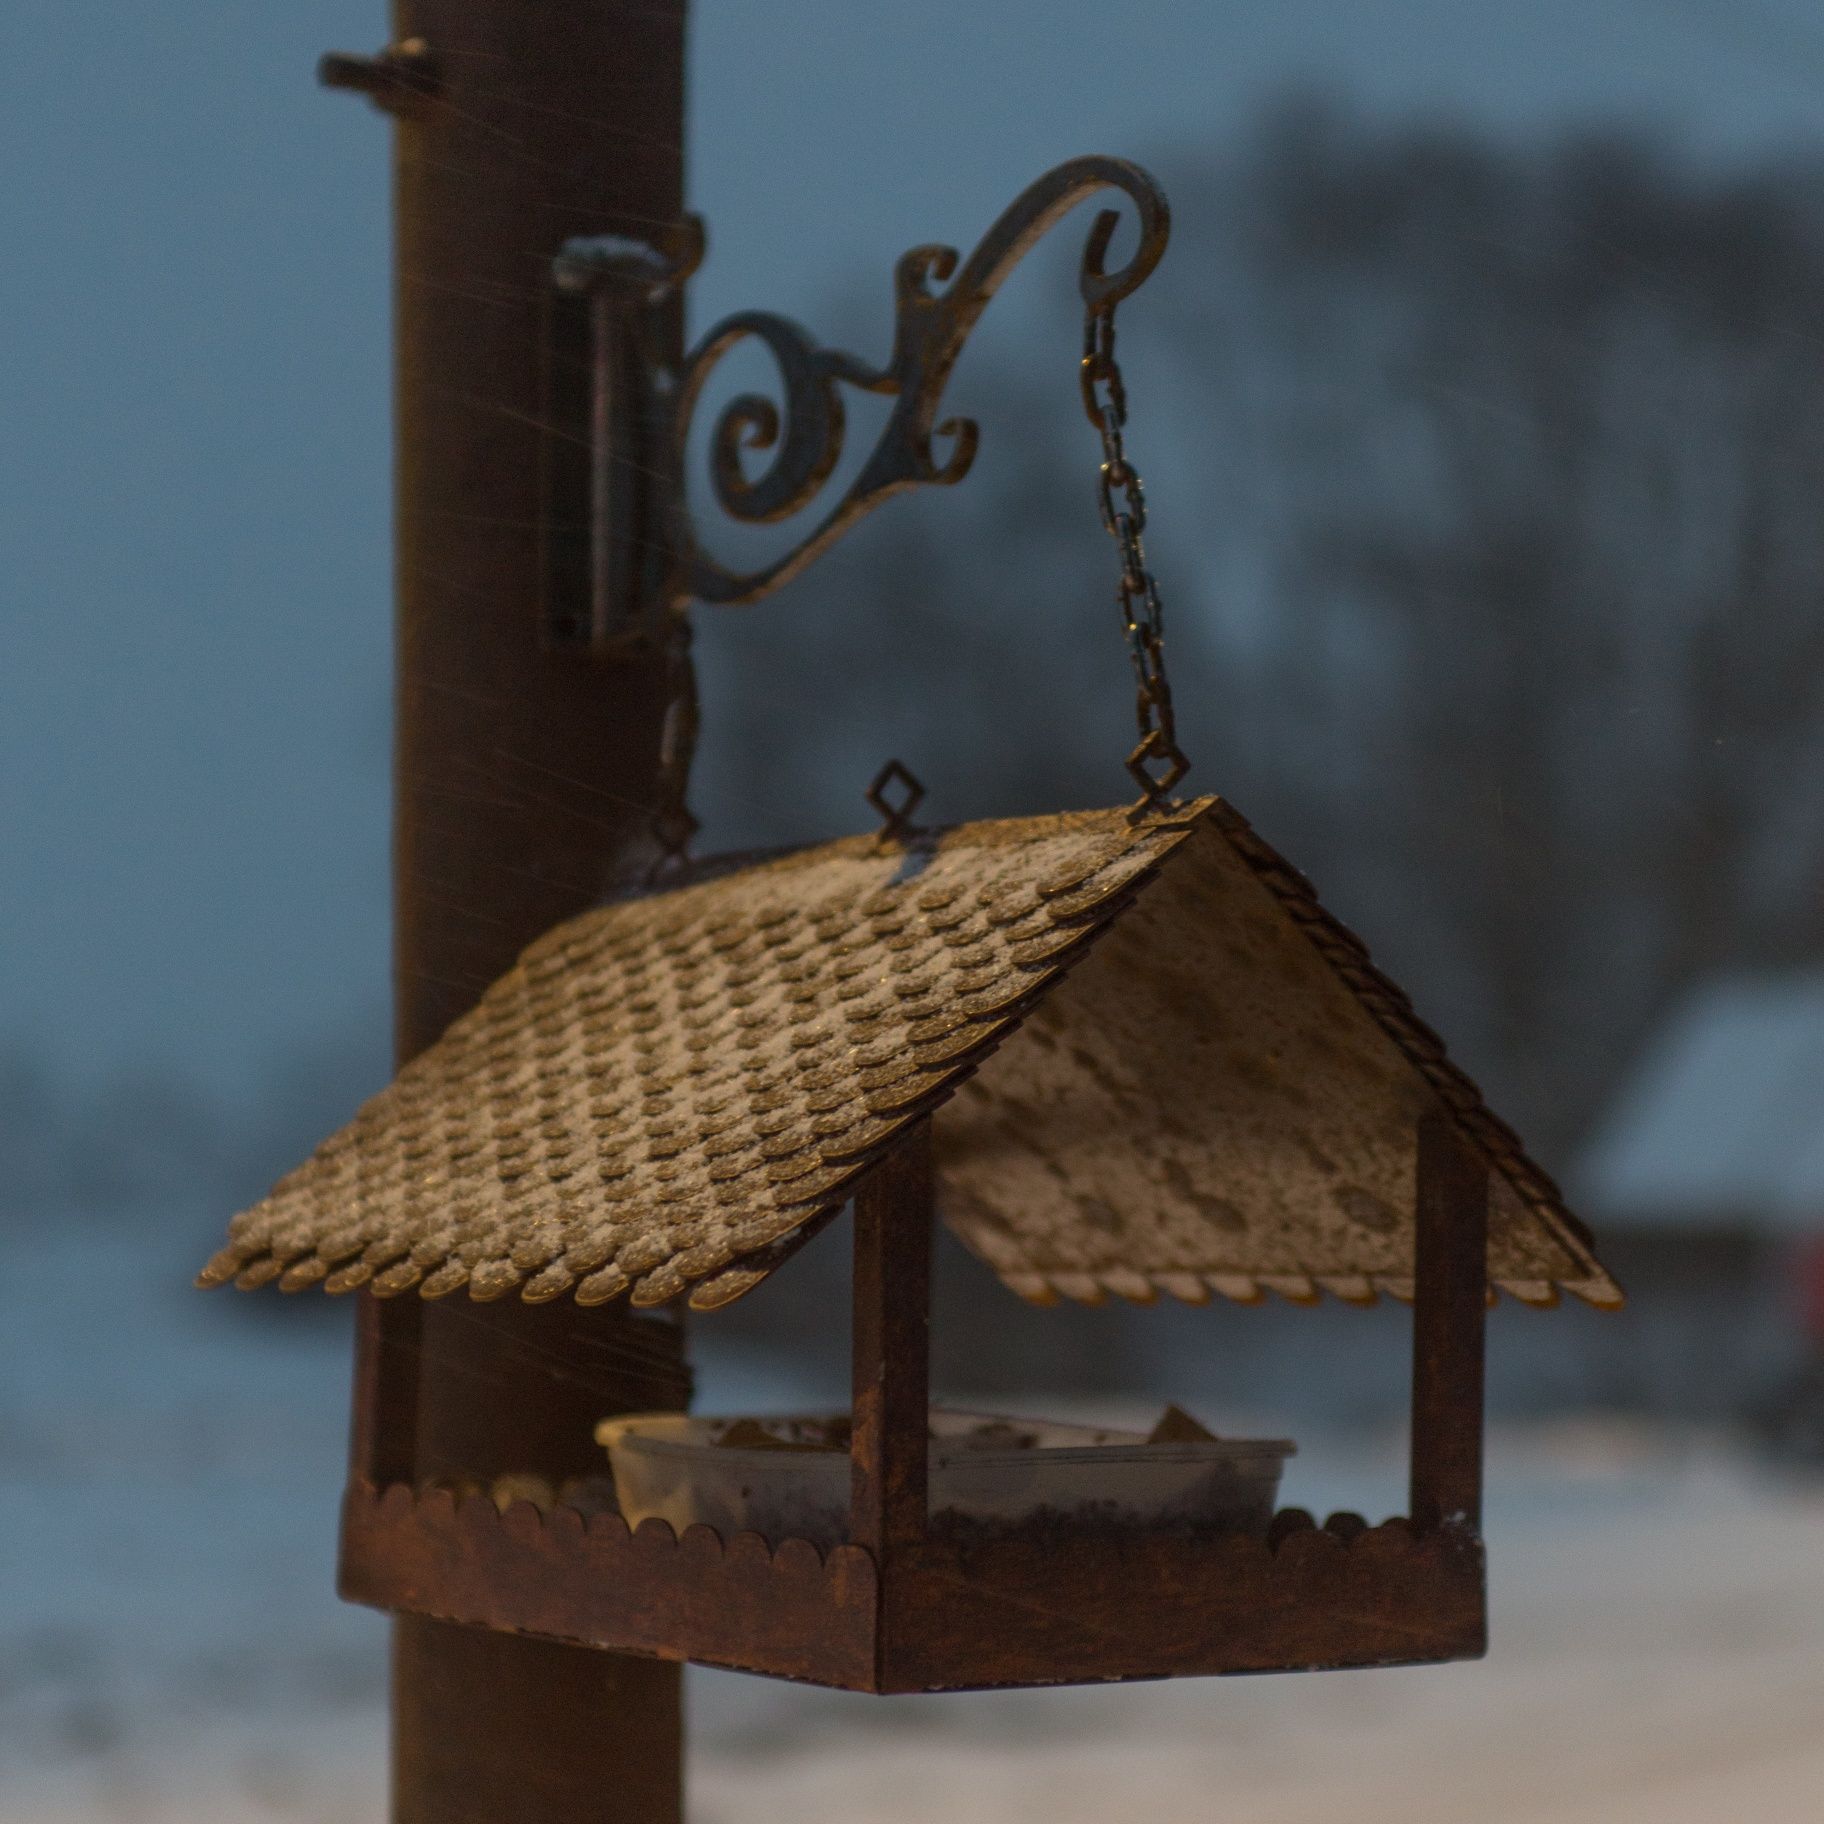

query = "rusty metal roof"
[[199, 798, 1618, 1312]]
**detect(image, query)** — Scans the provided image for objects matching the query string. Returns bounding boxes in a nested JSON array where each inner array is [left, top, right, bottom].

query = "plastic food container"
[[595, 1408, 1295, 1549]]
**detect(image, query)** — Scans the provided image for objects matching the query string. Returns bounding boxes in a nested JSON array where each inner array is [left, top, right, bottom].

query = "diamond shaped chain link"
[[1080, 302, 1189, 814], [866, 758, 926, 841]]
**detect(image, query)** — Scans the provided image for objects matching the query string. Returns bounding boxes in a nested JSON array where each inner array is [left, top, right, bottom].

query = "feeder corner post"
[[850, 1120, 935, 1559], [849, 1119, 934, 1693], [1409, 1110, 1490, 1536], [330, 1, 693, 1818]]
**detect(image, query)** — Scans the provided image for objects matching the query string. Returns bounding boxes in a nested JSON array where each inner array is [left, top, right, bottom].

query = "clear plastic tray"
[[595, 1408, 1295, 1549]]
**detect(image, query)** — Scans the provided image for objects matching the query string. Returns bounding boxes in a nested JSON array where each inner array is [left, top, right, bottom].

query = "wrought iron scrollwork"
[[669, 155, 1172, 607]]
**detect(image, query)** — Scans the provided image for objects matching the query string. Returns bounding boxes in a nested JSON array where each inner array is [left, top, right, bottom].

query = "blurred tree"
[[1186, 100, 1824, 1157], [0, 1048, 68, 1216]]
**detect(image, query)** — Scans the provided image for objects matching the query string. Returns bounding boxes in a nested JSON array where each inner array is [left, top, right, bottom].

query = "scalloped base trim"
[[339, 1477, 1486, 1692]]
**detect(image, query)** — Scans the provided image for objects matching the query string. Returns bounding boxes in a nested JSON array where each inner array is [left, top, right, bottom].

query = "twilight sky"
[[2, 0, 1819, 1113]]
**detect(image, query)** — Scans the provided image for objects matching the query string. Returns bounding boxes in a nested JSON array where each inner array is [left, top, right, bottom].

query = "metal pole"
[[330, 3, 692, 1819]]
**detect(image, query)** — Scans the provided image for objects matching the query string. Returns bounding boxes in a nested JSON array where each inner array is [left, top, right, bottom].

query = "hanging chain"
[[1080, 299, 1190, 814], [648, 609, 701, 881], [650, 294, 1183, 868]]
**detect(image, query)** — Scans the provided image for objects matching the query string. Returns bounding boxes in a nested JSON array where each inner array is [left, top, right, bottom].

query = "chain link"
[[1081, 303, 1189, 814], [648, 610, 701, 882]]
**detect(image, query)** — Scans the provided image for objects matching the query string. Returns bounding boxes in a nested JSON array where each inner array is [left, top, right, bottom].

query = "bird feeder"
[[202, 794, 1617, 1691], [199, 155, 1620, 1694]]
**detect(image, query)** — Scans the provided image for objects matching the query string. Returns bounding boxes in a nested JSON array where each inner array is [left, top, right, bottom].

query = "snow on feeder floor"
[[595, 1407, 1295, 1550]]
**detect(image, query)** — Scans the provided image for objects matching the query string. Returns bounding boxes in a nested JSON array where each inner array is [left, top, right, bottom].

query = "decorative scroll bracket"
[[668, 154, 1171, 609], [540, 155, 1171, 641]]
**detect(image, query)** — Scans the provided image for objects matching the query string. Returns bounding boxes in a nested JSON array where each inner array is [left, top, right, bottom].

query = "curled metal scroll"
[[669, 155, 1171, 607]]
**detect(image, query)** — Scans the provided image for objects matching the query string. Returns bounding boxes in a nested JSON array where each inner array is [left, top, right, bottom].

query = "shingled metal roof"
[[198, 798, 1619, 1313]]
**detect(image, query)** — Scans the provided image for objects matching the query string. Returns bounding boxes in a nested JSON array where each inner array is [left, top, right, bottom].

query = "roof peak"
[[201, 796, 1617, 1312]]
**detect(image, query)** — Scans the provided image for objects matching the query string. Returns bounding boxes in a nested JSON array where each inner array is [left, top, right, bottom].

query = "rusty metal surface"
[[341, 1120, 1492, 1694], [202, 796, 1617, 1312], [1079, 260, 1189, 808], [864, 759, 926, 842], [875, 1516, 1485, 1692], [343, 1480, 881, 1688], [669, 156, 1171, 607], [562, 158, 1175, 871], [340, 1479, 1482, 1693], [1410, 1114, 1490, 1533], [850, 1127, 934, 1564]]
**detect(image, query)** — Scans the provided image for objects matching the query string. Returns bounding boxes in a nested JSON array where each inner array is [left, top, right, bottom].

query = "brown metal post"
[[850, 1122, 934, 1557], [1409, 1112, 1490, 1534], [330, 3, 692, 1819]]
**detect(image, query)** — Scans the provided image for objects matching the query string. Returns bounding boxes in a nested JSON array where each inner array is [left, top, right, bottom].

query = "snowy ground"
[[7, 1216, 1824, 1823]]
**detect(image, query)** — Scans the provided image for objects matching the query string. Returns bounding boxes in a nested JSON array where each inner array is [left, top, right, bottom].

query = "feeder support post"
[[1409, 1112, 1490, 1534], [326, 1, 692, 1819], [851, 1120, 935, 1557]]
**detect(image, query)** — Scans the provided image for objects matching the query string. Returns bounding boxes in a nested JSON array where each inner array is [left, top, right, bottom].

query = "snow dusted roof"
[[1575, 971, 1824, 1235], [200, 797, 1618, 1312]]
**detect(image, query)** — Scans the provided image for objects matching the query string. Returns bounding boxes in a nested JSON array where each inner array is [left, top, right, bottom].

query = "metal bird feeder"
[[201, 154, 1620, 1694]]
